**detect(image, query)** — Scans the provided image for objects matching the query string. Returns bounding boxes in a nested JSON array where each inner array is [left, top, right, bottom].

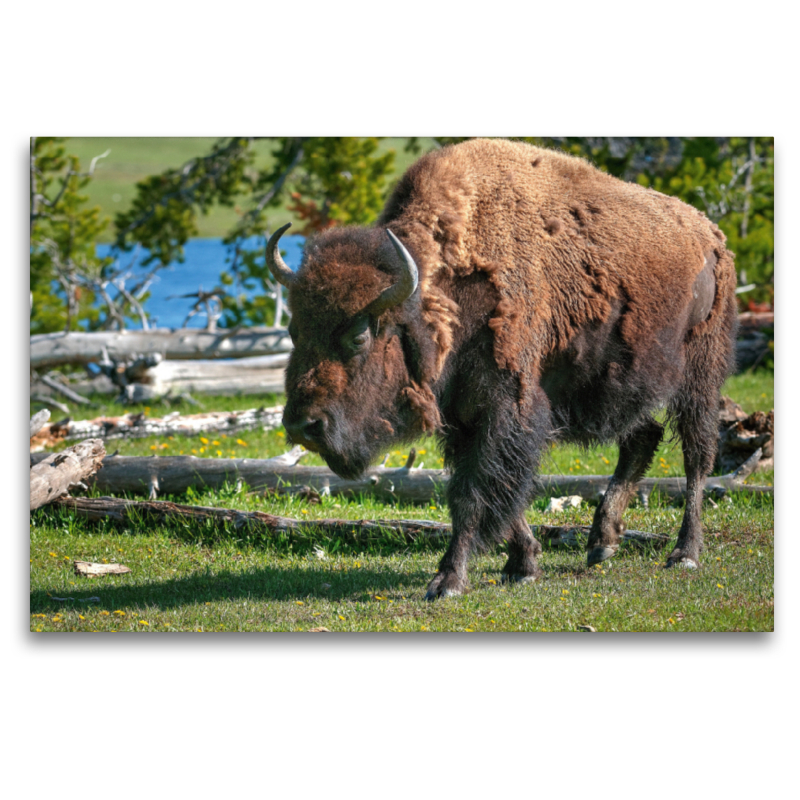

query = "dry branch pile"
[[716, 396, 774, 473]]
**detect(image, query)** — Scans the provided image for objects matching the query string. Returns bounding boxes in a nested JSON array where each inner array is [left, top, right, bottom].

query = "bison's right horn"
[[364, 229, 420, 316], [265, 223, 296, 288]]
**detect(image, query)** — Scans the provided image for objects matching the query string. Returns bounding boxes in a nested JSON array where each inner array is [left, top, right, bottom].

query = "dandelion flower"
[[200, 437, 209, 445]]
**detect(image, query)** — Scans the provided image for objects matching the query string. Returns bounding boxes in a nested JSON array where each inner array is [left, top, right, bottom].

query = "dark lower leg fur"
[[666, 397, 719, 568], [501, 516, 543, 584], [426, 392, 549, 600], [665, 290, 736, 568], [587, 417, 663, 566]]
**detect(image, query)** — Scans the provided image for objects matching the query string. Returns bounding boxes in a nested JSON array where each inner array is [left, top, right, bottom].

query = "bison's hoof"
[[587, 545, 617, 567], [500, 570, 541, 585], [501, 574, 538, 586], [424, 572, 466, 601], [665, 556, 699, 570]]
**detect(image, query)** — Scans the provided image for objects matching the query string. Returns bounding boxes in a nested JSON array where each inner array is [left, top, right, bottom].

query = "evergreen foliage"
[[29, 137, 111, 333]]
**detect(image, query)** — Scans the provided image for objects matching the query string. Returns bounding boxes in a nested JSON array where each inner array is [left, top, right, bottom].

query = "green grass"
[[61, 137, 437, 241], [29, 371, 773, 632]]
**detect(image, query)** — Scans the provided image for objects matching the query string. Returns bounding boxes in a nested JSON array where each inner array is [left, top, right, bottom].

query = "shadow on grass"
[[30, 563, 434, 613]]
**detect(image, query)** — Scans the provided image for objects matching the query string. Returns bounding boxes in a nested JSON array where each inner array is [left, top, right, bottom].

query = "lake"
[[96, 235, 305, 330]]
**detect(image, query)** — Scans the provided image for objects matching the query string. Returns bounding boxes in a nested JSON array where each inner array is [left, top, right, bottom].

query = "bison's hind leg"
[[586, 417, 664, 566], [665, 386, 723, 570], [501, 516, 543, 584]]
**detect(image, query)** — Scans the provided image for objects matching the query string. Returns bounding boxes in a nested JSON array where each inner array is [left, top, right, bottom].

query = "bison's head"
[[267, 223, 437, 480]]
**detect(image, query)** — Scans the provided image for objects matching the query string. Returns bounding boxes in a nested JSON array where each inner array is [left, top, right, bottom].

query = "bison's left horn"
[[265, 223, 296, 288], [365, 229, 419, 316]]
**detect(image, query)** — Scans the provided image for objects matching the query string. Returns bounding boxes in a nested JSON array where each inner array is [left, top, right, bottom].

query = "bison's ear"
[[363, 230, 419, 317]]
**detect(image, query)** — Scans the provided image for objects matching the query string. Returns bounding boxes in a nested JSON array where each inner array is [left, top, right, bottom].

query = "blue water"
[[95, 236, 305, 330]]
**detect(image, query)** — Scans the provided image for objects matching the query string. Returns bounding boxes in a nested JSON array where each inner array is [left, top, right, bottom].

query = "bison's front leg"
[[425, 406, 546, 601]]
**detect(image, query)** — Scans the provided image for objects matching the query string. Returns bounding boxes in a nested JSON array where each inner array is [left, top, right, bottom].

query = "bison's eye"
[[341, 315, 372, 357]]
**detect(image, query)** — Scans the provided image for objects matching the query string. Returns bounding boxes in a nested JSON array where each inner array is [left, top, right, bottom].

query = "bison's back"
[[382, 138, 736, 393]]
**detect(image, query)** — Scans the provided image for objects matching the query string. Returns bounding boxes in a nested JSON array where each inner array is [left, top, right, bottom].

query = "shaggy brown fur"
[[281, 139, 738, 599], [379, 139, 735, 397]]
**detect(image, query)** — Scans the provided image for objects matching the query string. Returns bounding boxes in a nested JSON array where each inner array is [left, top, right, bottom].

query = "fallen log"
[[30, 438, 106, 511], [29, 447, 772, 503], [30, 327, 292, 370], [29, 406, 284, 452], [127, 354, 288, 399], [52, 495, 668, 549], [51, 355, 289, 402]]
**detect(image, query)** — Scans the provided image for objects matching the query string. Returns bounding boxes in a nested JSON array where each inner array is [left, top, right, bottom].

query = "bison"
[[266, 138, 737, 600]]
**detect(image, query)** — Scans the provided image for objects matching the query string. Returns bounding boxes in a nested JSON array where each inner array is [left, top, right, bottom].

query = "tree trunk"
[[30, 438, 106, 511]]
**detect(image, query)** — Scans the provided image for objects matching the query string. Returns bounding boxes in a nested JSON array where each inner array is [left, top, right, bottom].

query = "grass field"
[[62, 137, 436, 241], [29, 371, 774, 632]]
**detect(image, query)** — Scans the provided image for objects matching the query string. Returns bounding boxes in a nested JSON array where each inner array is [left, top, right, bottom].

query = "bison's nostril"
[[303, 418, 325, 440], [286, 417, 326, 446]]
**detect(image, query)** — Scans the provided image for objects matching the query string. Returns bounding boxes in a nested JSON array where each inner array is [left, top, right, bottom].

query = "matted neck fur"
[[269, 138, 738, 600]]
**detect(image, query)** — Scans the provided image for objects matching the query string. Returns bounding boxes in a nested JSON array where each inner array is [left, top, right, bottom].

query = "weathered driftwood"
[[53, 495, 667, 549], [29, 406, 283, 452], [30, 327, 292, 370], [74, 561, 131, 576], [30, 409, 50, 438], [30, 446, 772, 503], [126, 354, 288, 399], [29, 438, 106, 511]]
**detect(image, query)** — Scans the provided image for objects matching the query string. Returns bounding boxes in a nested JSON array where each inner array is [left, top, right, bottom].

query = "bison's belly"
[[540, 310, 687, 444]]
